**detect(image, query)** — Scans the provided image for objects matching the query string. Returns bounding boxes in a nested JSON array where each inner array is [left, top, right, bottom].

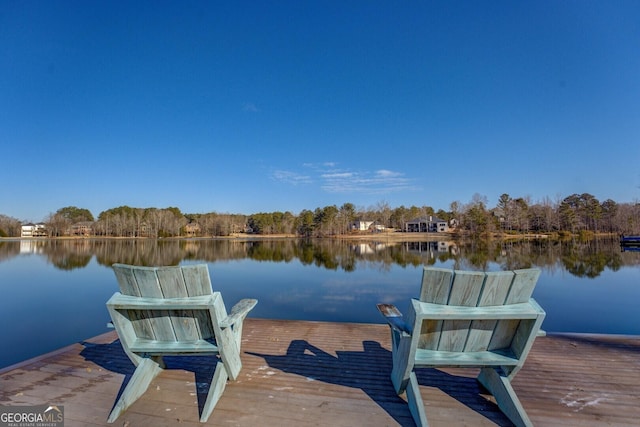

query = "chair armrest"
[[220, 298, 258, 328], [376, 303, 411, 334]]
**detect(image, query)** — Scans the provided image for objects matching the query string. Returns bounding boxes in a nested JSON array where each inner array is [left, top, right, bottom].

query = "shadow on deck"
[[1, 319, 639, 426]]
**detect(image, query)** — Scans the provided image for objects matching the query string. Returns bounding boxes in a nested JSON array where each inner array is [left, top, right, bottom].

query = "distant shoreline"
[[2, 231, 619, 243], [1, 232, 445, 242]]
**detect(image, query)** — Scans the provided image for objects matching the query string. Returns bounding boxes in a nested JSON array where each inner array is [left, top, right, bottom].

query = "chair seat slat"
[[414, 348, 519, 368], [130, 338, 219, 354]]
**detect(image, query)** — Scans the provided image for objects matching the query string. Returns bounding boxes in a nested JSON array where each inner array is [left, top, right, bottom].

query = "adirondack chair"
[[377, 267, 545, 427], [105, 263, 257, 423]]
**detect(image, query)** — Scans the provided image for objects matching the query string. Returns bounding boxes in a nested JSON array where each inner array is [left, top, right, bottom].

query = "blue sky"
[[2, 1, 639, 222]]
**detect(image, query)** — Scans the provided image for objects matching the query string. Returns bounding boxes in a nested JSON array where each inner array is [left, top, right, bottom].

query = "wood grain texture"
[[1, 321, 639, 426]]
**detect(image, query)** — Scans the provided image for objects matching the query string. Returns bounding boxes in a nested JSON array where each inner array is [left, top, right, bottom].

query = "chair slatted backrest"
[[112, 263, 215, 344], [416, 267, 540, 356]]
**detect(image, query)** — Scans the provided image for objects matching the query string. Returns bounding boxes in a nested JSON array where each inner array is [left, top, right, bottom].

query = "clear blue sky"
[[2, 1, 639, 222]]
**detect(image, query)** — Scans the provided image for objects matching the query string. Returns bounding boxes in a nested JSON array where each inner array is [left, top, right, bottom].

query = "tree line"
[[1, 192, 639, 238]]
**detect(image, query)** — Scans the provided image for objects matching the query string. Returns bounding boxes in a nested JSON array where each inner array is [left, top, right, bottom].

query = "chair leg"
[[218, 328, 242, 380], [107, 357, 163, 423], [200, 361, 229, 422], [477, 367, 533, 427], [232, 320, 245, 350], [390, 333, 413, 394], [406, 371, 428, 427]]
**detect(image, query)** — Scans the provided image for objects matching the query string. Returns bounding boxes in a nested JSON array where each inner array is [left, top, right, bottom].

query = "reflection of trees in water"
[[93, 239, 193, 266], [0, 237, 636, 278], [298, 239, 353, 271], [454, 237, 626, 278], [248, 240, 297, 263], [559, 239, 623, 278], [0, 241, 21, 263], [50, 253, 92, 270], [44, 239, 92, 270]]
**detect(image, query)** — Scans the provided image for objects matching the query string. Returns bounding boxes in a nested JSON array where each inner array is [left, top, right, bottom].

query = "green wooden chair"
[[377, 267, 545, 427], [106, 263, 257, 423]]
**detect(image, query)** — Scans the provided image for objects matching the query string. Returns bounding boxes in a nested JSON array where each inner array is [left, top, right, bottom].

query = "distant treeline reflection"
[[1, 237, 636, 278]]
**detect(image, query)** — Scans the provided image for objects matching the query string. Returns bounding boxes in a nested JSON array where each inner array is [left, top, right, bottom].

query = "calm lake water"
[[1, 237, 638, 369]]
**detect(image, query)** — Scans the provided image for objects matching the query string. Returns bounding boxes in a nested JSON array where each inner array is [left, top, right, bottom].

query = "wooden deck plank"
[[1, 319, 639, 426]]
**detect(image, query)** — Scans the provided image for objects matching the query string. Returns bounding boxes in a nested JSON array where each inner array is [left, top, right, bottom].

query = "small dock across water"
[[1, 319, 639, 426]]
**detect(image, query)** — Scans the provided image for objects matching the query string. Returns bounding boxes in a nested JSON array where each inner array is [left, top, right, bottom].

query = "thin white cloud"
[[303, 162, 337, 171], [274, 163, 420, 194], [243, 102, 259, 112], [321, 164, 419, 194], [376, 169, 402, 178], [272, 170, 313, 185], [321, 172, 354, 179]]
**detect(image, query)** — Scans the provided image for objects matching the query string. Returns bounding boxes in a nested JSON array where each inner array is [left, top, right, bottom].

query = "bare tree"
[[0, 214, 21, 237]]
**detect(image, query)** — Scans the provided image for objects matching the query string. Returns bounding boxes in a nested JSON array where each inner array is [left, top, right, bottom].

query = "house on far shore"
[[352, 220, 374, 231], [351, 220, 386, 232], [21, 223, 47, 238], [405, 216, 449, 233], [69, 222, 93, 236], [184, 222, 201, 237]]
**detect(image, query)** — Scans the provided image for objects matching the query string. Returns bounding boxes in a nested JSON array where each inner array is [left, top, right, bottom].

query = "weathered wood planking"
[[2, 319, 639, 426]]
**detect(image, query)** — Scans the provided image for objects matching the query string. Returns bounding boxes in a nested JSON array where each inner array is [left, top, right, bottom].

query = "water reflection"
[[2, 237, 636, 278], [1, 237, 639, 369]]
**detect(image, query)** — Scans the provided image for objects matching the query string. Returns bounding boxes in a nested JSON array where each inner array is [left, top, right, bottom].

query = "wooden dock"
[[1, 319, 639, 426]]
